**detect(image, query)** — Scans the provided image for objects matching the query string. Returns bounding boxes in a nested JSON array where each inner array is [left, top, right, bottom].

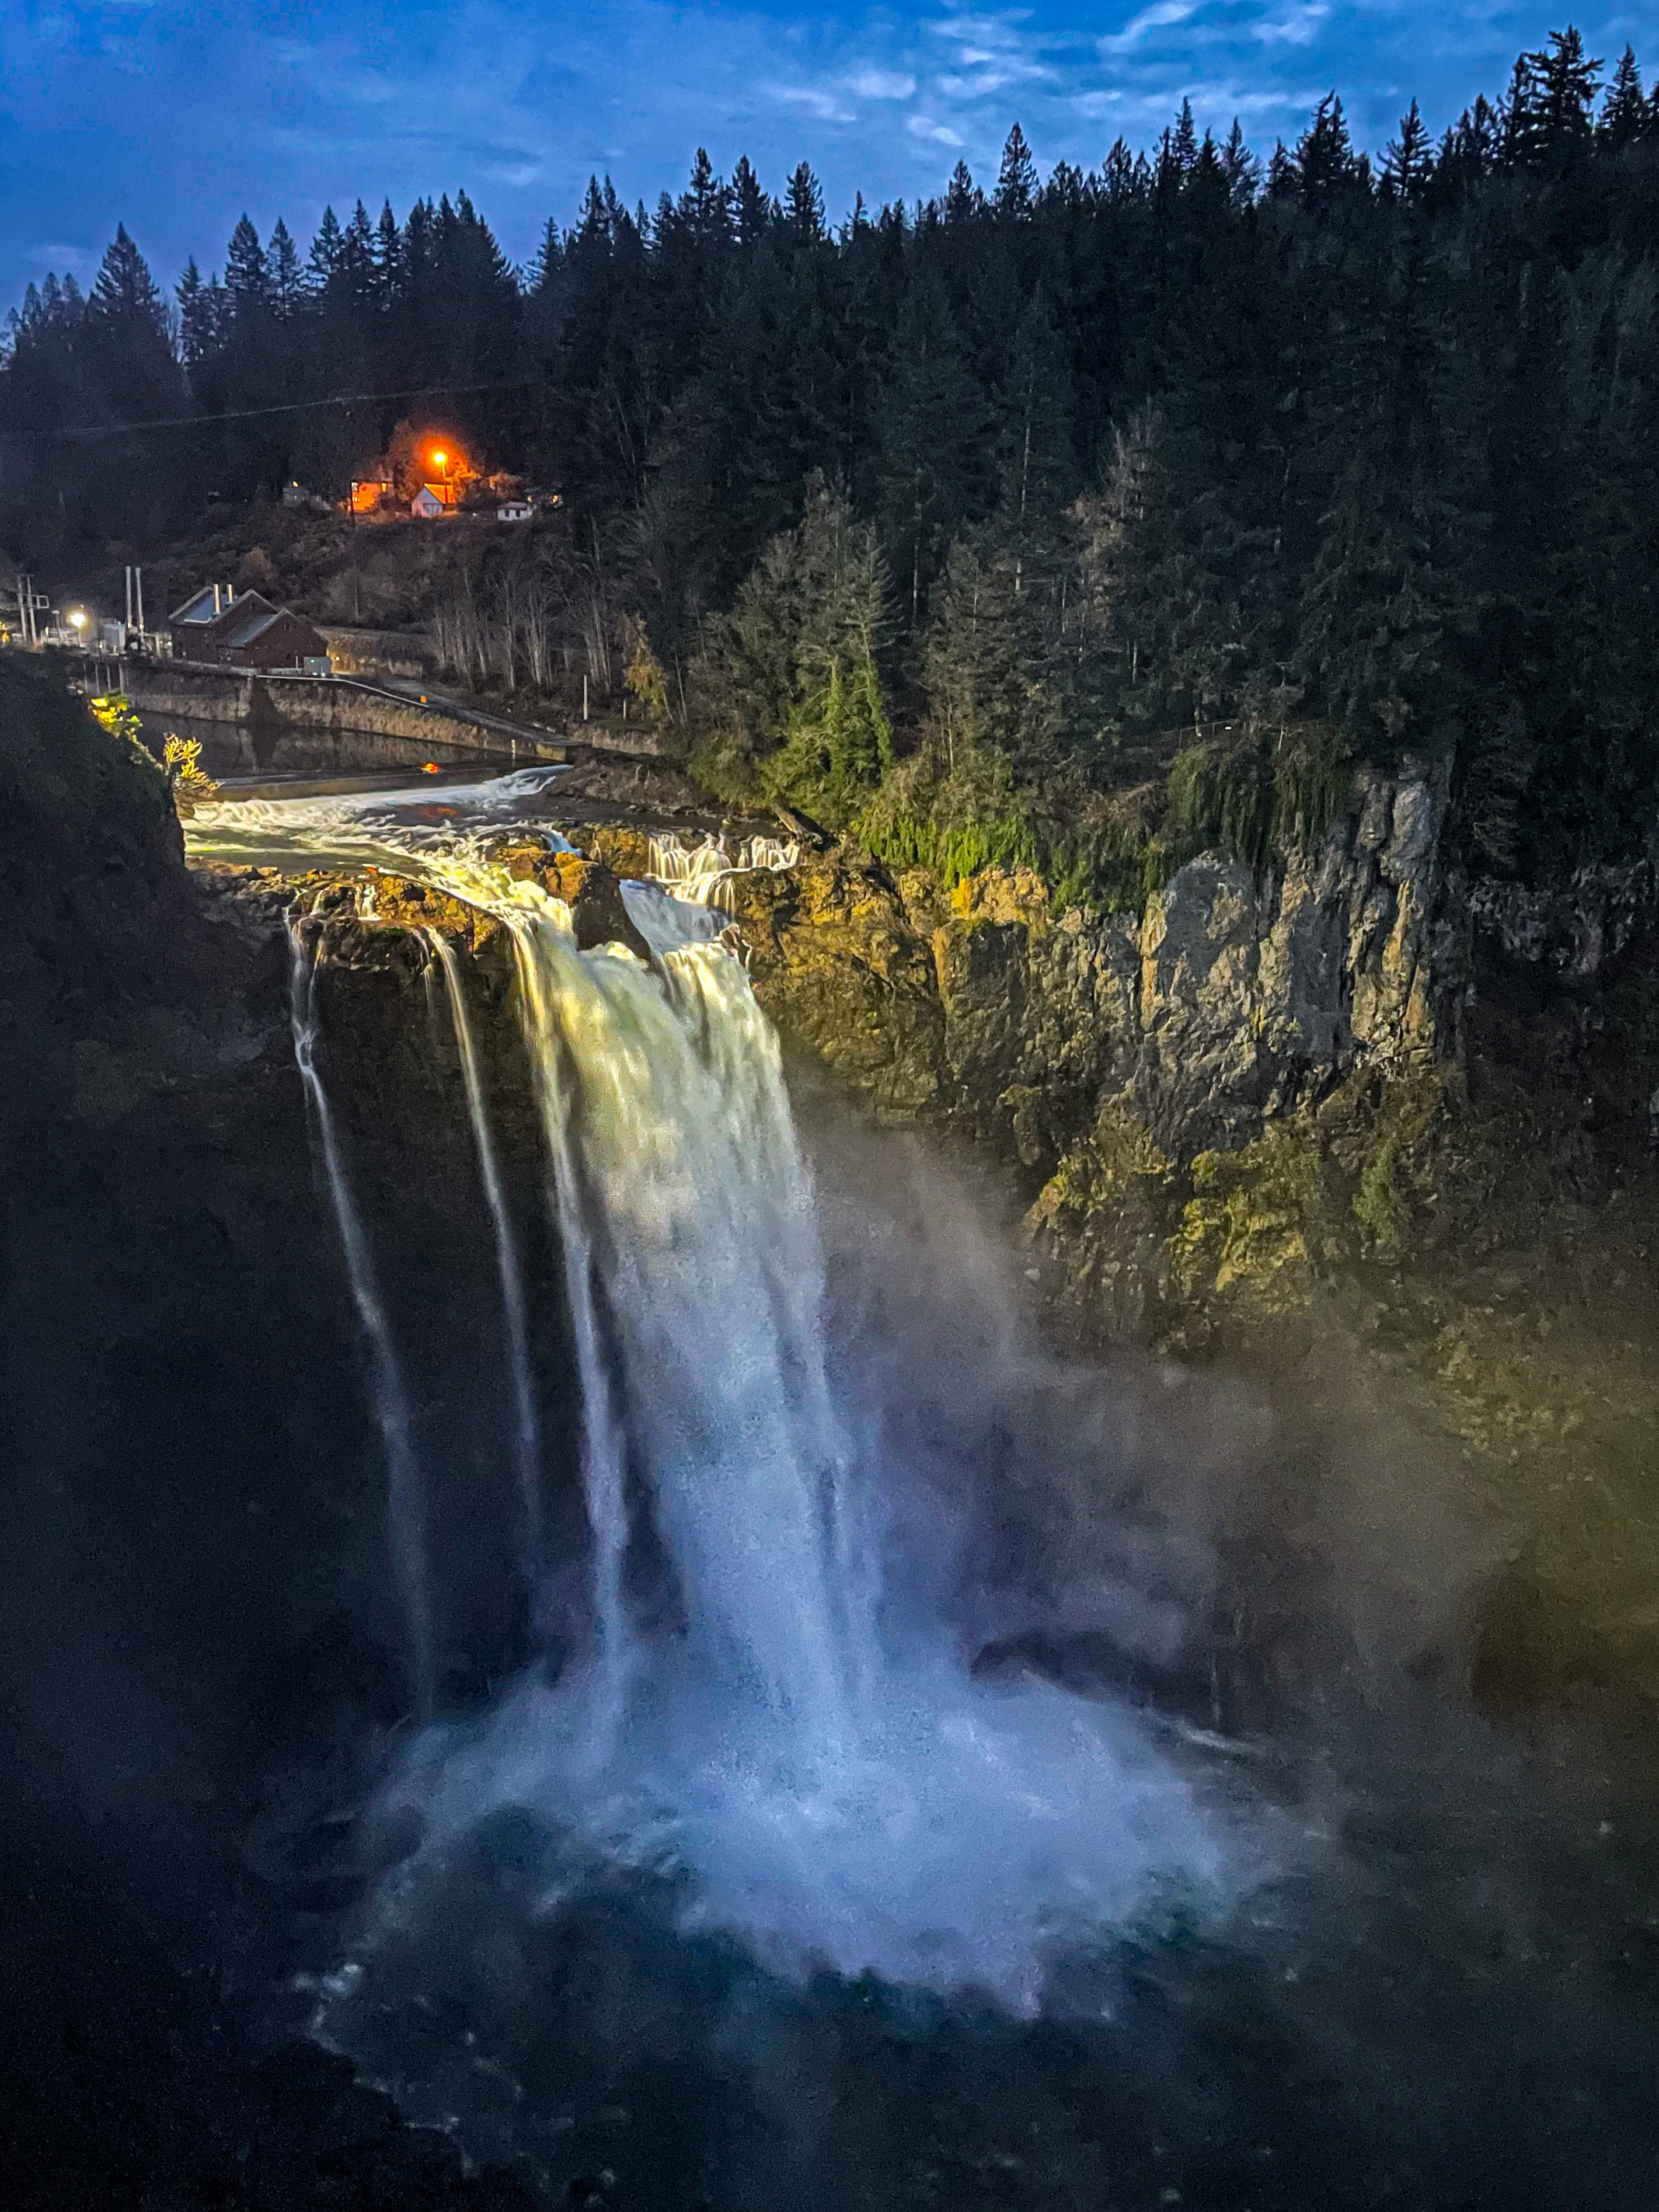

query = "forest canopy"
[[5, 27, 1659, 892]]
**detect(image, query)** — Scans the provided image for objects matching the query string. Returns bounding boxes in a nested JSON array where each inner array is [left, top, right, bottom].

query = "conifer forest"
[[5, 28, 1658, 895]]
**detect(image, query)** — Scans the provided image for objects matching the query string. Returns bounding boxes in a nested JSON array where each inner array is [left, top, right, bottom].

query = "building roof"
[[215, 602, 287, 650], [166, 586, 322, 658], [169, 584, 232, 626]]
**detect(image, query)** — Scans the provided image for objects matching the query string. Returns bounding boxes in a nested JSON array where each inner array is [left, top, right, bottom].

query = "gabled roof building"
[[168, 586, 330, 672]]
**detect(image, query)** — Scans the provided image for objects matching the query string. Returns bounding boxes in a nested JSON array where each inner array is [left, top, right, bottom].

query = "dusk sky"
[[2, 2, 1649, 308]]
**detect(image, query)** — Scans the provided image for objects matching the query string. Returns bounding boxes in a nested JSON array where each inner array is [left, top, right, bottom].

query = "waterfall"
[[289, 926, 434, 1718], [426, 929, 543, 1593], [504, 897, 848, 1727], [375, 865, 1224, 2012], [202, 787, 1224, 2013], [647, 832, 799, 912], [506, 913, 634, 1734]]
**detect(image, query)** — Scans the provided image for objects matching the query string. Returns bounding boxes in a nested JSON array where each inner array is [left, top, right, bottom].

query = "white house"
[[496, 500, 534, 524], [411, 485, 448, 520]]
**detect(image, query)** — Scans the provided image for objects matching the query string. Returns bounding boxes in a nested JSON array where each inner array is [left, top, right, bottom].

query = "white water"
[[207, 781, 1230, 2011], [647, 831, 799, 911], [426, 929, 543, 1591], [289, 924, 434, 1717]]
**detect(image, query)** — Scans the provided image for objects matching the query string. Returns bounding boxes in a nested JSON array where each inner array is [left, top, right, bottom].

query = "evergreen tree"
[[224, 215, 272, 313], [83, 226, 180, 419], [784, 162, 826, 243], [731, 155, 770, 245], [1220, 120, 1259, 206], [1383, 100, 1432, 197], [1169, 99, 1200, 177], [1294, 93, 1360, 202], [995, 124, 1038, 216], [308, 206, 344, 288], [269, 220, 304, 316], [945, 162, 982, 222], [723, 479, 894, 821], [1599, 46, 1648, 145]]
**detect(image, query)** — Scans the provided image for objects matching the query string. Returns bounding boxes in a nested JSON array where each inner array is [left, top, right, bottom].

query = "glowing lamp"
[[68, 609, 87, 630]]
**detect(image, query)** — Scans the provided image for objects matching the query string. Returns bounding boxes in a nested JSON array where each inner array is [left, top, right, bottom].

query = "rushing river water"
[[178, 776, 1659, 2208]]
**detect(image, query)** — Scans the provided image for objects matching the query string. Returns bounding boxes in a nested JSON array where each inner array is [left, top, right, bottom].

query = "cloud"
[[907, 115, 966, 145], [22, 240, 97, 271], [1100, 0, 1209, 57], [1253, 4, 1329, 47], [846, 68, 916, 100], [768, 82, 857, 123]]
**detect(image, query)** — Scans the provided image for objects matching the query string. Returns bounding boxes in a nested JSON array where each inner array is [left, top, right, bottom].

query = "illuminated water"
[[207, 785, 1234, 2014], [290, 925, 434, 1717]]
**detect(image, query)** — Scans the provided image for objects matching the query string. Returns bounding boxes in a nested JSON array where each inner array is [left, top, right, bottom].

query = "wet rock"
[[576, 823, 655, 880], [538, 852, 655, 962]]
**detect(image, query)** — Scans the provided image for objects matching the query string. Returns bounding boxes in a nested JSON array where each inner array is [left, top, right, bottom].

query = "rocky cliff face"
[[720, 760, 1659, 1356]]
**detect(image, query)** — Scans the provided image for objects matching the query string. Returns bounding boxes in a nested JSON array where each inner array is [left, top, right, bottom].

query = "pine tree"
[[724, 479, 895, 821], [784, 162, 825, 243], [224, 215, 272, 313], [680, 148, 732, 243], [945, 162, 982, 222], [307, 206, 344, 288], [995, 124, 1038, 216], [1599, 46, 1648, 145], [340, 201, 377, 306], [1294, 93, 1360, 203], [731, 155, 771, 244], [1220, 120, 1259, 206], [269, 220, 304, 316], [83, 225, 180, 419], [1102, 137, 1139, 201], [175, 260, 219, 367], [89, 224, 168, 329], [1169, 99, 1200, 176], [375, 200, 402, 295], [1383, 100, 1432, 198], [1506, 29, 1602, 168]]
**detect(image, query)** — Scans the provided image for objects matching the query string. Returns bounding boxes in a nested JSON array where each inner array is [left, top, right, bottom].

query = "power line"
[[0, 374, 551, 444]]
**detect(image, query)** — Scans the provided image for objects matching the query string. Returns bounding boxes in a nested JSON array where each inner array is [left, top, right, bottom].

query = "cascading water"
[[426, 928, 543, 1590], [289, 923, 434, 1718], [202, 788, 1232, 2014], [647, 830, 798, 911]]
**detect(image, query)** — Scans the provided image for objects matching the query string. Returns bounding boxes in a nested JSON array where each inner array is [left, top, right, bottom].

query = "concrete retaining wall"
[[120, 661, 559, 768]]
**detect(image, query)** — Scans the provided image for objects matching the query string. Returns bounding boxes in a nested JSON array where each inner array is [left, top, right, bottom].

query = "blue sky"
[[1, 2, 1651, 308]]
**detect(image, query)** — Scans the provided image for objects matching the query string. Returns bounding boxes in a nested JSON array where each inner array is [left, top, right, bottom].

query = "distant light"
[[431, 450, 447, 468], [68, 608, 87, 629]]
